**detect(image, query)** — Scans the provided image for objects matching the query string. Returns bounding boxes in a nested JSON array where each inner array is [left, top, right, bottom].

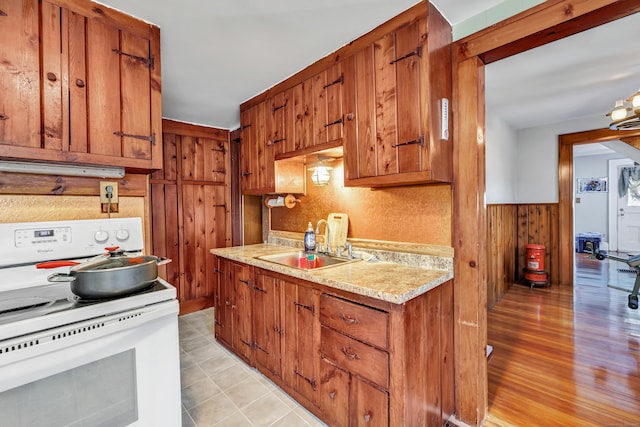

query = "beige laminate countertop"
[[210, 244, 453, 305]]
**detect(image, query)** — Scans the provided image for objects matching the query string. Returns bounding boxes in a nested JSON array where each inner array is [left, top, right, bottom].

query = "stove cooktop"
[[0, 279, 176, 342]]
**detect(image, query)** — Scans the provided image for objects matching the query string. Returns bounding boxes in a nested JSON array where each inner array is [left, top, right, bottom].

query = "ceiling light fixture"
[[608, 88, 640, 130], [308, 156, 334, 186]]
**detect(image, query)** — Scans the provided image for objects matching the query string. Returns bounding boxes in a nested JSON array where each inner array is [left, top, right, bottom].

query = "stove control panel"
[[15, 227, 72, 248], [0, 217, 144, 267]]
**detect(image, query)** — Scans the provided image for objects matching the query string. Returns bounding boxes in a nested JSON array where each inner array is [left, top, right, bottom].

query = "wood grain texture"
[[41, 1, 64, 150], [486, 203, 560, 308], [454, 0, 627, 63], [0, 0, 40, 148], [486, 204, 518, 309], [151, 120, 231, 314], [485, 258, 640, 426], [452, 56, 487, 425], [270, 159, 451, 247]]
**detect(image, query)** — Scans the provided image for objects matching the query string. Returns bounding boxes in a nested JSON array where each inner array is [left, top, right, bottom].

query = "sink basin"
[[257, 251, 359, 270]]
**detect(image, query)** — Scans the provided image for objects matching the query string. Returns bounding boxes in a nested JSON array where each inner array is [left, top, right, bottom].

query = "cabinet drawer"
[[321, 326, 388, 389], [320, 294, 388, 349]]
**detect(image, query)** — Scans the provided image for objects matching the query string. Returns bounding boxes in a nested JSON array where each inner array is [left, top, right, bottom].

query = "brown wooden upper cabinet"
[[342, 10, 452, 187], [240, 64, 344, 195], [0, 0, 162, 171], [239, 3, 451, 191]]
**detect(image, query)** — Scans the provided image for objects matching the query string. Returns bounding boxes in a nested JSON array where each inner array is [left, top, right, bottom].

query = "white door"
[[617, 165, 640, 253]]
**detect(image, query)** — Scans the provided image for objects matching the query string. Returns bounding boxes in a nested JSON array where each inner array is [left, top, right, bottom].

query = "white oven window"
[[0, 349, 138, 427]]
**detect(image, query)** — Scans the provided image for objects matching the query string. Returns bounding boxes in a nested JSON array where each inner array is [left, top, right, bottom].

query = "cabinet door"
[[253, 272, 281, 377], [318, 358, 349, 427], [0, 0, 41, 147], [240, 101, 273, 194], [292, 78, 314, 152], [282, 283, 318, 404], [233, 262, 253, 362], [313, 63, 344, 147], [343, 16, 451, 186], [215, 259, 234, 346], [2, 0, 162, 170], [350, 377, 388, 427]]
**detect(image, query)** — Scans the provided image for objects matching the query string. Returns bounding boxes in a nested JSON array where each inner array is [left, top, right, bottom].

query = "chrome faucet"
[[315, 219, 330, 255]]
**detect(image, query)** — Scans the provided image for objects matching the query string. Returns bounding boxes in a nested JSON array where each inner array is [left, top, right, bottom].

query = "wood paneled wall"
[[487, 203, 560, 308], [151, 119, 231, 314]]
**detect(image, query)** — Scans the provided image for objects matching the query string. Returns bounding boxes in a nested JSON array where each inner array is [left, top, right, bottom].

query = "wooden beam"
[[454, 0, 639, 64], [453, 56, 487, 425], [0, 172, 147, 196]]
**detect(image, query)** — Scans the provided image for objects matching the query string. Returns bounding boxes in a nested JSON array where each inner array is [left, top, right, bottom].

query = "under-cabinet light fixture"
[[308, 155, 335, 186], [0, 161, 125, 178]]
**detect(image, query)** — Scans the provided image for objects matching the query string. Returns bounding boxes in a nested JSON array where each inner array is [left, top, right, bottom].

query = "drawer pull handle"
[[328, 391, 336, 400], [341, 347, 360, 360], [363, 412, 372, 423], [340, 313, 359, 324]]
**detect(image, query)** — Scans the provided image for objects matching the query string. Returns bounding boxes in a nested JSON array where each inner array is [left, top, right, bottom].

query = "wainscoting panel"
[[487, 204, 560, 308]]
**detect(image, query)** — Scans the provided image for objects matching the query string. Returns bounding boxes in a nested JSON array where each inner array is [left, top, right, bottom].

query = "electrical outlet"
[[100, 181, 119, 204]]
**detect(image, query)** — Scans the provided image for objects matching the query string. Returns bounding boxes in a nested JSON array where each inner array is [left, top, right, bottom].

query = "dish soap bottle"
[[304, 222, 316, 252]]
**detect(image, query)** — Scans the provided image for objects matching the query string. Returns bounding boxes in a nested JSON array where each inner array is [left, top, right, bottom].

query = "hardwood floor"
[[484, 253, 640, 426]]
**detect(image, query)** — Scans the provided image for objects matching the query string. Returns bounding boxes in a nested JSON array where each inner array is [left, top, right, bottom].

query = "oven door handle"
[[36, 261, 81, 269]]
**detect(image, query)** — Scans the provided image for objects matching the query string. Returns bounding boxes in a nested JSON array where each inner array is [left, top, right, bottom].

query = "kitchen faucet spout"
[[315, 219, 331, 255]]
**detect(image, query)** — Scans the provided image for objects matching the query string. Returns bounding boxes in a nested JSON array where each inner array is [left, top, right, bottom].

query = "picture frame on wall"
[[577, 177, 608, 193]]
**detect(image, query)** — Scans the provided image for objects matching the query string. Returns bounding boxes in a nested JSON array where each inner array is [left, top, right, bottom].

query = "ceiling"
[[486, 11, 640, 131], [96, 0, 640, 132]]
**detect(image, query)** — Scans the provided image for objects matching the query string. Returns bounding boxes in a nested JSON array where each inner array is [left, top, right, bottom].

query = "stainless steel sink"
[[257, 251, 359, 270]]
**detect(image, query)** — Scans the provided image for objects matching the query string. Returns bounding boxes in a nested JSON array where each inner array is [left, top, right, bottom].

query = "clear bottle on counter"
[[304, 222, 315, 252]]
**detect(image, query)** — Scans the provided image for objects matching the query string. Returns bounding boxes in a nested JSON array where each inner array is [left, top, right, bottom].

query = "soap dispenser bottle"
[[304, 222, 316, 252]]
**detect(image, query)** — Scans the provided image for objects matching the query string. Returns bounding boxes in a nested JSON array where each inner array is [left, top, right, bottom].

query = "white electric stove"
[[0, 218, 181, 427]]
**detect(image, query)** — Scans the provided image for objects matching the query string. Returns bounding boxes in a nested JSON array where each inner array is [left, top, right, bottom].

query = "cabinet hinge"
[[113, 131, 156, 146], [212, 203, 226, 208], [391, 134, 424, 148], [253, 286, 267, 294], [0, 9, 6, 16], [112, 49, 154, 69], [324, 115, 344, 128], [240, 338, 252, 348], [239, 278, 251, 287], [389, 45, 422, 65], [266, 138, 285, 146], [294, 370, 317, 390], [212, 147, 226, 153], [254, 342, 269, 354], [272, 101, 287, 113], [211, 169, 226, 174], [0, 113, 9, 121], [293, 301, 315, 314], [323, 74, 344, 89], [214, 268, 223, 274]]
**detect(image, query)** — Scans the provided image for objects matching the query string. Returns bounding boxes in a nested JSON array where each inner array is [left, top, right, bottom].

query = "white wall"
[[515, 114, 610, 203], [485, 113, 612, 204], [485, 109, 517, 203], [574, 153, 623, 239]]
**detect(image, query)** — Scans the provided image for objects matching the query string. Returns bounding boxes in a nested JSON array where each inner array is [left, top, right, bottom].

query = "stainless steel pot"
[[39, 249, 170, 299]]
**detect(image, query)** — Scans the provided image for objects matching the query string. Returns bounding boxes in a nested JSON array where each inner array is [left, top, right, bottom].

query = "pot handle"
[[47, 273, 76, 282], [37, 261, 81, 269]]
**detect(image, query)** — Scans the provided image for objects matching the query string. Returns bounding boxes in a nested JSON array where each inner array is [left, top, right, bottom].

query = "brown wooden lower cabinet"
[[212, 256, 453, 426]]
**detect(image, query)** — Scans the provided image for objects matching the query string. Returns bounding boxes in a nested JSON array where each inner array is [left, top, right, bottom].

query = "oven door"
[[0, 300, 181, 427]]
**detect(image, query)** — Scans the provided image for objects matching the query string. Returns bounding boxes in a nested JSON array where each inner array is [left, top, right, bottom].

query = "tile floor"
[[179, 308, 328, 427]]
